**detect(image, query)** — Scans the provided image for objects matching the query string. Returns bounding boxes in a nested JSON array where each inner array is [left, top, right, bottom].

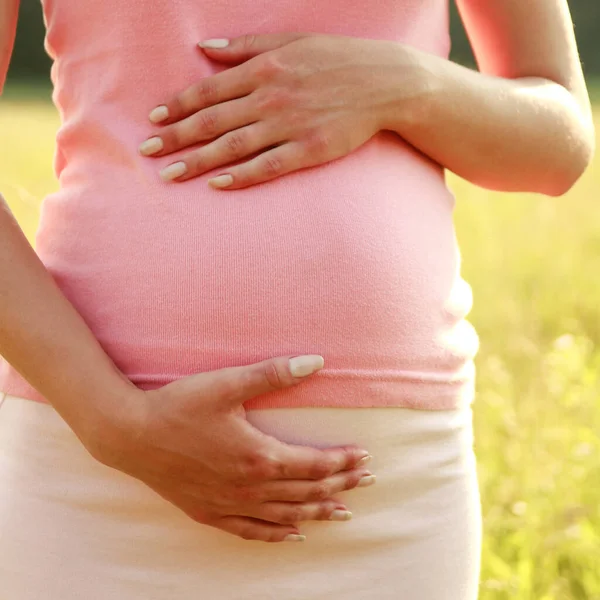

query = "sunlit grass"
[[1, 90, 599, 599], [451, 120, 600, 598]]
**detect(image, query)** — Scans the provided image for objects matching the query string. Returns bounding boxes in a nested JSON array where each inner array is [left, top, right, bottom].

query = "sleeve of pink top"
[[0, 0, 20, 95]]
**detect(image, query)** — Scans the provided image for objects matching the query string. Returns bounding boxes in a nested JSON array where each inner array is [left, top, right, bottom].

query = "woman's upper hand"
[[87, 354, 374, 543], [138, 33, 400, 189]]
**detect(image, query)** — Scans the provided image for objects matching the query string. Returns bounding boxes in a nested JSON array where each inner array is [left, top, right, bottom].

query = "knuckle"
[[260, 457, 285, 480], [166, 125, 186, 149], [234, 459, 256, 482], [263, 154, 285, 178], [308, 460, 334, 480], [306, 130, 333, 158], [261, 361, 285, 390], [309, 482, 331, 501], [255, 55, 285, 80], [195, 79, 220, 106], [224, 131, 246, 158], [175, 81, 217, 116], [187, 154, 205, 176], [233, 484, 261, 504], [255, 88, 291, 112], [228, 454, 251, 481], [241, 34, 258, 52], [216, 484, 240, 507], [251, 89, 269, 111], [197, 110, 220, 137], [344, 472, 363, 490], [318, 504, 336, 519], [286, 506, 306, 523], [240, 449, 277, 481], [283, 506, 304, 524], [275, 460, 293, 479]]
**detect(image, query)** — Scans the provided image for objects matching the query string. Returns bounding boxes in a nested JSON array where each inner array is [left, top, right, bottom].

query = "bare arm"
[[1, 0, 135, 438], [379, 0, 595, 196], [0, 3, 372, 541], [0, 193, 376, 542], [0, 0, 18, 94], [0, 195, 140, 441]]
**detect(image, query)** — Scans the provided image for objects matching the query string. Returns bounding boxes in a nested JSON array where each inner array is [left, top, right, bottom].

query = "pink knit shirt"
[[0, 0, 479, 410]]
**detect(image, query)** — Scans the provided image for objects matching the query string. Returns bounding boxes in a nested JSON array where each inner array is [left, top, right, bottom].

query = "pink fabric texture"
[[0, 0, 479, 410]]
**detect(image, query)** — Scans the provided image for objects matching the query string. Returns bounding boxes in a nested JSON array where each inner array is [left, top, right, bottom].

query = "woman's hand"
[[139, 33, 401, 189], [88, 354, 375, 543]]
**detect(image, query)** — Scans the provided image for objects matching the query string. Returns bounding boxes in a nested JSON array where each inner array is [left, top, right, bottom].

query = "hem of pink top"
[[0, 369, 475, 412]]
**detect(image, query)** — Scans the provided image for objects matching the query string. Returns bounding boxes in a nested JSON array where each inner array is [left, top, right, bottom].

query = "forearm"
[[0, 196, 138, 444], [379, 44, 595, 196], [0, 0, 19, 95]]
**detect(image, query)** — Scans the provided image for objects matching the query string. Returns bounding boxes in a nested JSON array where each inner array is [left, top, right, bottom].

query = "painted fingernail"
[[208, 174, 234, 189], [356, 455, 373, 468], [289, 355, 324, 378], [329, 510, 352, 522], [284, 534, 306, 542], [160, 161, 187, 181], [199, 38, 230, 48], [149, 105, 169, 123], [139, 136, 164, 156], [357, 474, 376, 487]]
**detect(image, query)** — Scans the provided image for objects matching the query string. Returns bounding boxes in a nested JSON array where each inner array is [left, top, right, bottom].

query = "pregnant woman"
[[0, 0, 594, 598]]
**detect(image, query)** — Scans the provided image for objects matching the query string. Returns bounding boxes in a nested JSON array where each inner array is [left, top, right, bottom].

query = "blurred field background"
[[1, 2, 600, 599]]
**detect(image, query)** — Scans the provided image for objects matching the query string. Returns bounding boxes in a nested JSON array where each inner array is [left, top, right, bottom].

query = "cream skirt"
[[0, 392, 482, 599]]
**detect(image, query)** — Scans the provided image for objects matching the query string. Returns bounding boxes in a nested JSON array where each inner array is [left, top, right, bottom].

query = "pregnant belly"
[[35, 133, 478, 408]]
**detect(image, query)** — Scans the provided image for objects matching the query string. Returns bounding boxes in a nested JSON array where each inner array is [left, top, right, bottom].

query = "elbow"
[[545, 126, 596, 197]]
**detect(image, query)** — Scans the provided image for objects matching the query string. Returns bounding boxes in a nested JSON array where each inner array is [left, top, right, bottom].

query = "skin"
[[0, 193, 375, 543], [0, 2, 375, 544], [0, 0, 594, 543], [140, 0, 594, 196], [0, 0, 17, 94]]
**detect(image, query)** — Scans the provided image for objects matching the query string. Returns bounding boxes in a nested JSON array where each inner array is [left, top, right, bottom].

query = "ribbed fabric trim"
[[0, 365, 475, 411]]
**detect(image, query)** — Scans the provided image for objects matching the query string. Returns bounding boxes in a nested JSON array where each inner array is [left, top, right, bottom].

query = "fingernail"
[[139, 136, 164, 156], [208, 174, 234, 189], [149, 105, 169, 123], [329, 510, 352, 522], [356, 455, 373, 468], [160, 161, 187, 181], [289, 355, 324, 378], [284, 534, 306, 542], [357, 474, 376, 487], [199, 38, 230, 48]]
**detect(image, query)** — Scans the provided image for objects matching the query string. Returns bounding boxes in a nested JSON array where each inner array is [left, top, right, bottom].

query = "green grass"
[[1, 91, 599, 600]]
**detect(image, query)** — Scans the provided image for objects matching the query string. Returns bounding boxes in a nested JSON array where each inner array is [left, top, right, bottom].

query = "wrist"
[[73, 375, 145, 468], [376, 42, 443, 136]]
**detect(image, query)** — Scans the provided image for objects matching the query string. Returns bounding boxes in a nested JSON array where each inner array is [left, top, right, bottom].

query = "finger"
[[206, 141, 307, 190], [218, 419, 372, 485], [216, 515, 305, 543], [251, 468, 374, 503], [267, 442, 373, 481], [198, 32, 312, 64], [251, 501, 352, 525], [139, 96, 260, 158], [148, 66, 256, 125], [204, 355, 325, 410], [157, 122, 279, 183]]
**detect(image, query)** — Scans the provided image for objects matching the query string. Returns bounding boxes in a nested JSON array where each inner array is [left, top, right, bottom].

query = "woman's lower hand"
[[139, 32, 402, 189], [86, 355, 374, 543]]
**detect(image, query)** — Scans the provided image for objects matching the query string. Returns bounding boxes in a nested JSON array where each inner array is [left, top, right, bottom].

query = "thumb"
[[210, 354, 325, 409], [198, 32, 312, 63]]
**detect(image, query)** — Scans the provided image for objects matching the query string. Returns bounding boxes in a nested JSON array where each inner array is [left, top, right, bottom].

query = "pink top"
[[0, 0, 479, 410]]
